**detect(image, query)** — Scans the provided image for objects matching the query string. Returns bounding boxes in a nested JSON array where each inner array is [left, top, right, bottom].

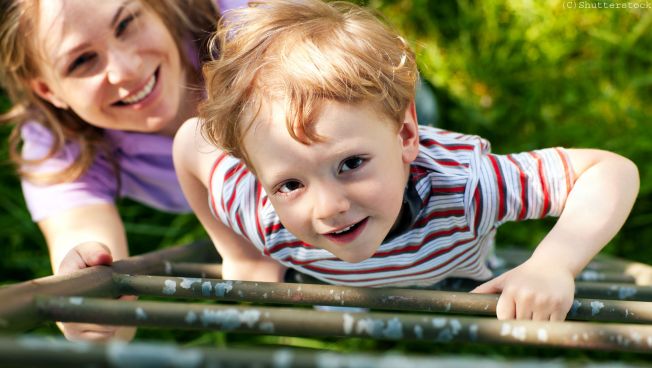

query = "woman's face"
[[30, 0, 189, 136]]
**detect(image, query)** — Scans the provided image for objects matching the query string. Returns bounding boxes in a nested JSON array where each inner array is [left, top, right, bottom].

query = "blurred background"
[[0, 0, 650, 360]]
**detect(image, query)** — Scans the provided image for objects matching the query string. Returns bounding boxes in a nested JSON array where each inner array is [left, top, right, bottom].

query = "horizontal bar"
[[575, 282, 652, 301], [0, 240, 218, 332], [114, 275, 652, 324], [161, 262, 222, 279], [0, 335, 615, 368], [36, 296, 652, 353]]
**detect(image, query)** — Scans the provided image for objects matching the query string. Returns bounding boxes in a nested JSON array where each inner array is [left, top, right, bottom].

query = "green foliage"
[[369, 0, 652, 261]]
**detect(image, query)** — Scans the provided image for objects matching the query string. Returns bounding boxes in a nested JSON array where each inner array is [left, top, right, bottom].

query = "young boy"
[[173, 0, 639, 321]]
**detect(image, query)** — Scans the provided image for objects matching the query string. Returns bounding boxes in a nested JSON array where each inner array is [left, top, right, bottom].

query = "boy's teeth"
[[333, 224, 354, 234], [121, 74, 156, 104]]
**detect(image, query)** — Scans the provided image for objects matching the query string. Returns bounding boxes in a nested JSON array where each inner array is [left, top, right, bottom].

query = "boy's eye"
[[339, 156, 365, 173], [278, 180, 303, 194], [67, 52, 97, 74]]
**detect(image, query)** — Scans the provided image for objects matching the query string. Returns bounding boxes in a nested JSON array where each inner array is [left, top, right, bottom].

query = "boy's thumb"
[[470, 277, 503, 294]]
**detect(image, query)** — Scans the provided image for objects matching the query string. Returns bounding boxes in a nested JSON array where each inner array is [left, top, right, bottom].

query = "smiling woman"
[[0, 0, 231, 342]]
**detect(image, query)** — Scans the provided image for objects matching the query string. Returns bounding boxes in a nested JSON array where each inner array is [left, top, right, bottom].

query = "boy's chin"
[[335, 247, 378, 264]]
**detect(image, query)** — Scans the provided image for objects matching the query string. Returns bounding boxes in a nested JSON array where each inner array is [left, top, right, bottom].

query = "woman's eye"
[[278, 180, 303, 194], [340, 156, 365, 173], [68, 52, 97, 74], [115, 13, 137, 37]]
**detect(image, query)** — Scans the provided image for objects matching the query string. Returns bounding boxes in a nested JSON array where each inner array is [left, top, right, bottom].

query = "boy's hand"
[[57, 242, 137, 342], [471, 259, 575, 321]]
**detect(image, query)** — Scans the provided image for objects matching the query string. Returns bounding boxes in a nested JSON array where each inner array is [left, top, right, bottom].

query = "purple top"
[[21, 123, 190, 221], [20, 0, 249, 222]]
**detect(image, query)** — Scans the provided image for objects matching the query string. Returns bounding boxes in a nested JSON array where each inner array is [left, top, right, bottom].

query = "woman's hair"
[[199, 0, 417, 165], [0, 0, 219, 184]]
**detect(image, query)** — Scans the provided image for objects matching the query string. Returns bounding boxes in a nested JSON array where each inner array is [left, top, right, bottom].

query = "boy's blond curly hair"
[[200, 0, 417, 164]]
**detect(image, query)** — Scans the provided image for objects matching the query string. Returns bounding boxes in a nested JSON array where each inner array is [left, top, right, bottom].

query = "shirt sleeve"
[[208, 153, 266, 252], [20, 122, 116, 222], [472, 146, 575, 232]]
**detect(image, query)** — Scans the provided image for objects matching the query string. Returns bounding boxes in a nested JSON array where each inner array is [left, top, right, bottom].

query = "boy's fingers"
[[470, 277, 502, 294], [495, 293, 516, 320], [549, 310, 567, 322]]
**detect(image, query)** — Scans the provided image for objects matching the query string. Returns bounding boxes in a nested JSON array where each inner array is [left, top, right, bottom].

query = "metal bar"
[[114, 275, 652, 324], [0, 240, 218, 332], [162, 262, 640, 287], [0, 335, 617, 368], [494, 248, 647, 273], [161, 262, 223, 279], [36, 296, 652, 353], [575, 282, 652, 302]]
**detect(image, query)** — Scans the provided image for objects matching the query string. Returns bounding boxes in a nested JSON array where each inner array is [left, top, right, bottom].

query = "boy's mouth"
[[323, 217, 369, 244]]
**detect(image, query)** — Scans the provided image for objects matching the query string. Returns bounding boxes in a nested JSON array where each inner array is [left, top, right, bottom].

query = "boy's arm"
[[173, 118, 286, 282], [473, 149, 639, 321]]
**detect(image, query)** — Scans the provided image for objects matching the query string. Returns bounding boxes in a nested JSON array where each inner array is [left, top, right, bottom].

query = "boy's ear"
[[30, 78, 69, 109], [399, 100, 419, 164]]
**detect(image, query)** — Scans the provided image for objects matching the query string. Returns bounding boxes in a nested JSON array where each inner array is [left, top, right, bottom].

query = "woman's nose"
[[105, 47, 142, 85]]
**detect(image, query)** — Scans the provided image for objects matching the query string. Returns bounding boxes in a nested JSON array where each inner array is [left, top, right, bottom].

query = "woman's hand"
[[56, 242, 137, 342]]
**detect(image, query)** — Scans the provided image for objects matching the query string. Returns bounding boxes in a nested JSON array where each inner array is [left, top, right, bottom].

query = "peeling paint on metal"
[[259, 322, 275, 334], [383, 318, 403, 339], [201, 282, 212, 297], [580, 270, 600, 281], [468, 324, 479, 341], [355, 318, 384, 338], [180, 278, 202, 289], [414, 325, 423, 339], [69, 297, 84, 305], [343, 313, 354, 335], [618, 286, 637, 300], [431, 318, 446, 328], [163, 280, 177, 295], [18, 336, 92, 353], [135, 308, 147, 321], [199, 308, 261, 330], [164, 261, 172, 275], [215, 281, 233, 297], [511, 326, 527, 341], [500, 323, 511, 337], [449, 319, 461, 335], [590, 300, 604, 316], [444, 302, 451, 312], [107, 341, 202, 368], [570, 300, 581, 315], [185, 311, 198, 324], [537, 328, 548, 342], [273, 349, 293, 368]]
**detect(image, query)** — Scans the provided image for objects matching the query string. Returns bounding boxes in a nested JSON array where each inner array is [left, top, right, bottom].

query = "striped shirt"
[[208, 126, 574, 287]]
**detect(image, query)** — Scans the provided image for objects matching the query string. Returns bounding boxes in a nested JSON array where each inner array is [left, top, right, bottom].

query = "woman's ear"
[[30, 78, 69, 109], [399, 100, 420, 164]]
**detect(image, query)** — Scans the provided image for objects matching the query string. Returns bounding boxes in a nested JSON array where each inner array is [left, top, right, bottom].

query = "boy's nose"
[[313, 185, 350, 221]]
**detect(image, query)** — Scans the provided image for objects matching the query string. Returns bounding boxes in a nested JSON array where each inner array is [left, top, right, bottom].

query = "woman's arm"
[[38, 203, 137, 341], [173, 118, 286, 282]]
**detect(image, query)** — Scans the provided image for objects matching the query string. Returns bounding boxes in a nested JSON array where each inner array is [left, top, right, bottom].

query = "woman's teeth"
[[121, 74, 156, 105]]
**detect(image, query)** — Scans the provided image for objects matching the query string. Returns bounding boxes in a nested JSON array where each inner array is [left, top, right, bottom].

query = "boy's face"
[[244, 100, 420, 263]]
